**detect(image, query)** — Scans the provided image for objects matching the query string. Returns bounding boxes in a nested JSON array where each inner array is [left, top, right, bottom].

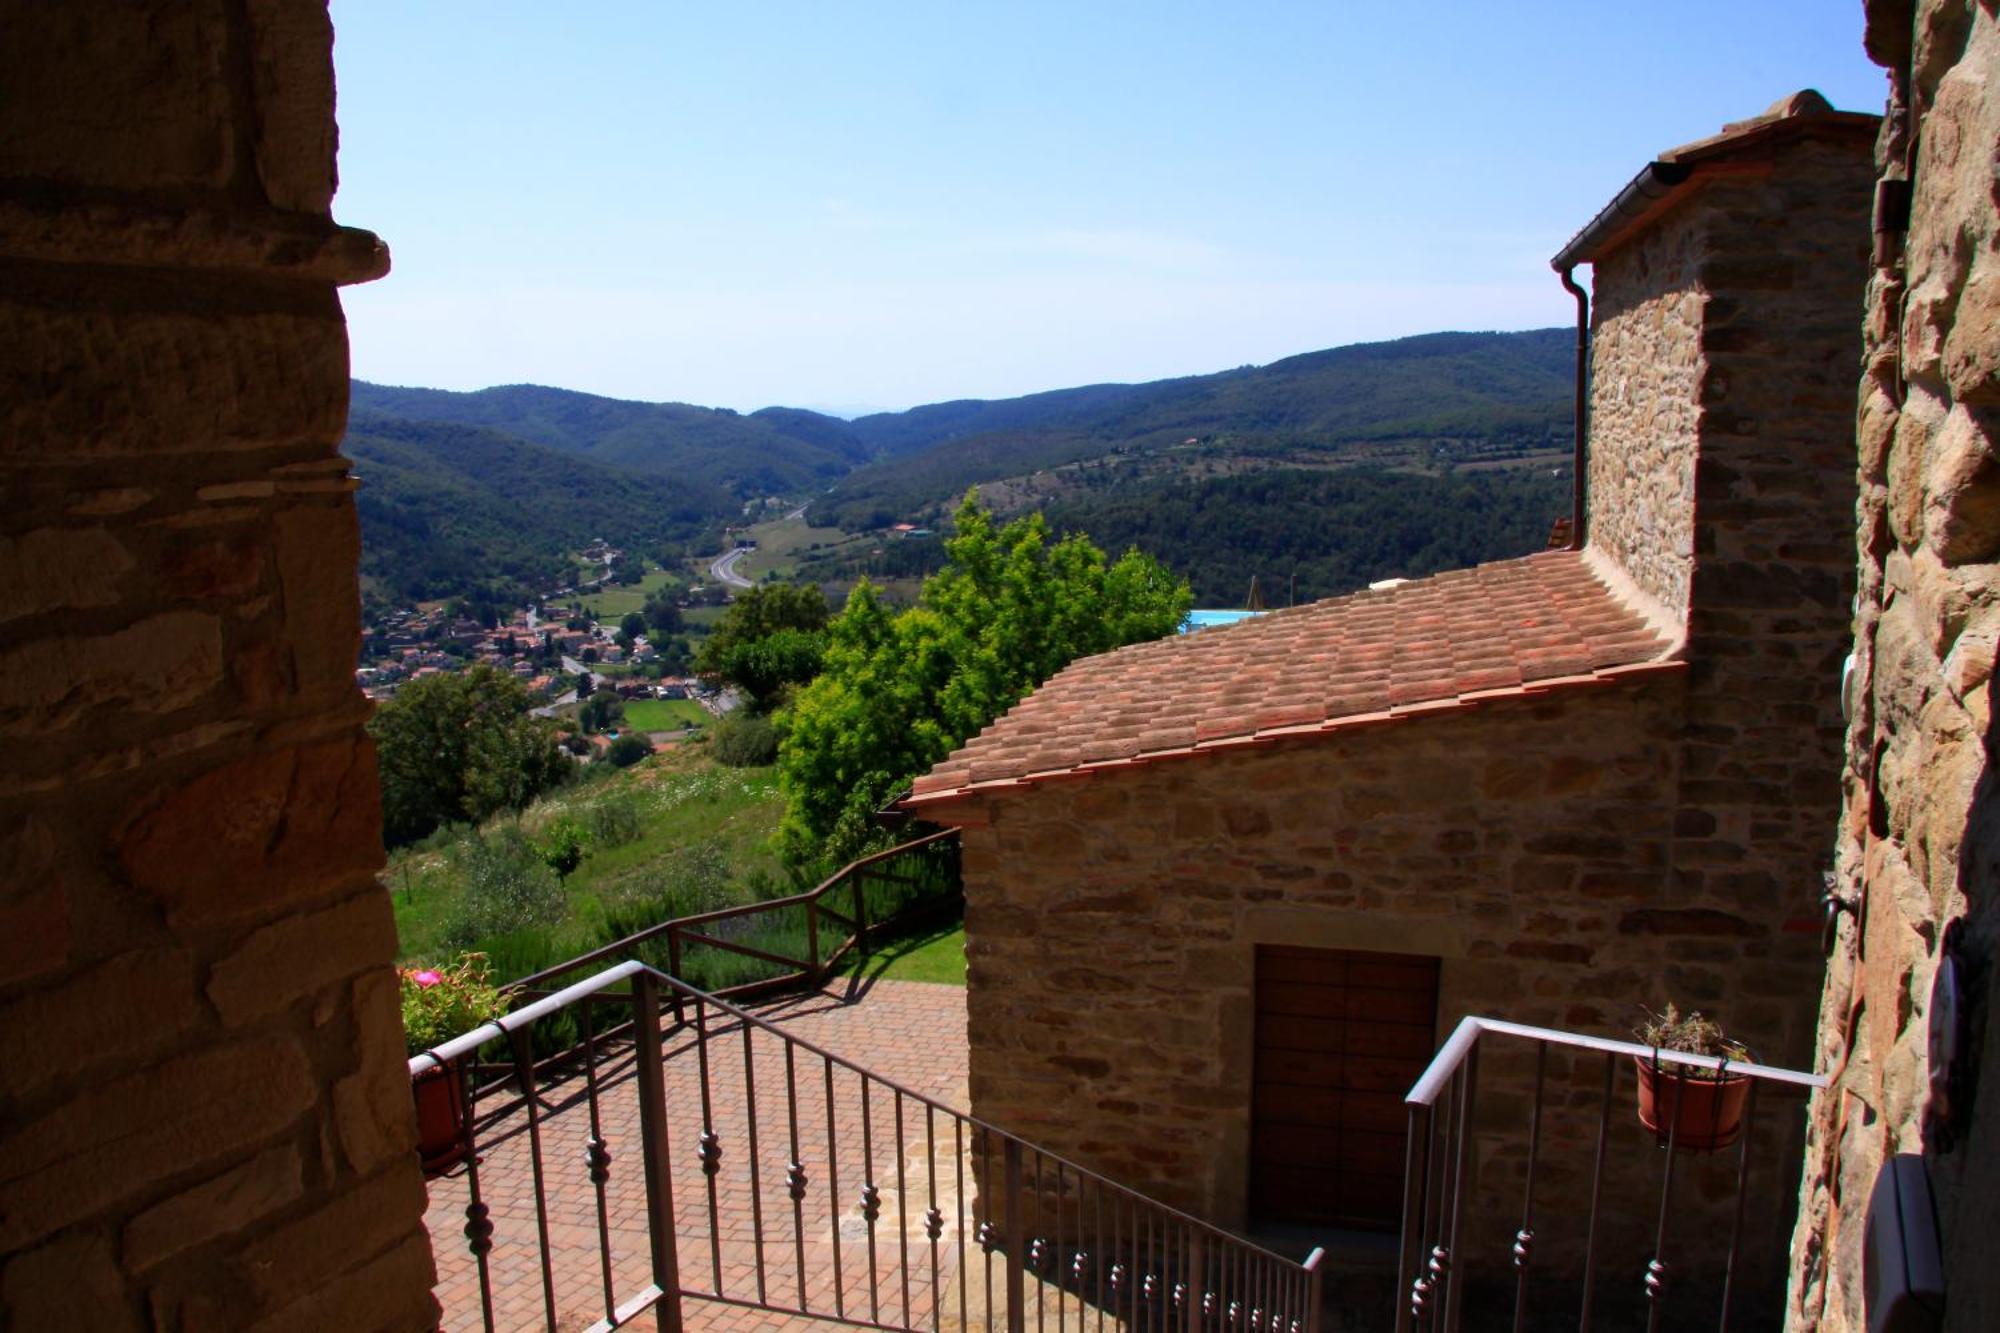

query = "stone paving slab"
[[425, 979, 971, 1332]]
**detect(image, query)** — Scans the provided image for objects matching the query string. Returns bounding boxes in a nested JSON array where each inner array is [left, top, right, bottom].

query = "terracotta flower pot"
[[412, 1062, 470, 1176], [1634, 1056, 1752, 1151]]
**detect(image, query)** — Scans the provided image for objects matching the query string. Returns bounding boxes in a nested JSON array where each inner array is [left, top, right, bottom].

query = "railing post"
[[1003, 1137, 1026, 1333], [1305, 1248, 1325, 1333], [1186, 1231, 1206, 1333], [854, 871, 871, 959], [667, 926, 685, 1025], [1442, 1040, 1478, 1333], [632, 971, 685, 1332], [806, 899, 821, 981], [1394, 1101, 1431, 1333]]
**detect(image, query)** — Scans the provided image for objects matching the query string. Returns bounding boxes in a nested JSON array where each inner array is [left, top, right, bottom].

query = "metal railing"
[[1393, 1017, 1824, 1333], [511, 827, 962, 1004], [444, 830, 961, 1112], [412, 960, 1326, 1333]]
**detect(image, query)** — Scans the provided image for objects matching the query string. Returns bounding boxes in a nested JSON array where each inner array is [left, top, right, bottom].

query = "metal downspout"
[[1557, 265, 1589, 550]]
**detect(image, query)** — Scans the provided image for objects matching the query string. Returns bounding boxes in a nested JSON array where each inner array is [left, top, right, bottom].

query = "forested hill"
[[345, 327, 1573, 604], [348, 381, 869, 498], [814, 328, 1573, 528], [344, 413, 726, 604]]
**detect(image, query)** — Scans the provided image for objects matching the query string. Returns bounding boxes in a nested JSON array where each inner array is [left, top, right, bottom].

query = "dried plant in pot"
[[403, 953, 509, 1176], [1633, 1004, 1753, 1151]]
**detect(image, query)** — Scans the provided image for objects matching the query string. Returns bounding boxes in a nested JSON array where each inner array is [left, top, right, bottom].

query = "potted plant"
[[1634, 1004, 1753, 1151], [402, 953, 508, 1175]]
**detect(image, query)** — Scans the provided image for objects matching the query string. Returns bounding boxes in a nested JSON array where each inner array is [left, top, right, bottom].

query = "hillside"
[[349, 381, 868, 498], [345, 327, 1574, 604], [345, 413, 727, 603], [1044, 465, 1570, 605], [816, 328, 1572, 528]]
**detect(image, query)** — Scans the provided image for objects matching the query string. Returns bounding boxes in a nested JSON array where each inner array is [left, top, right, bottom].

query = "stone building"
[[904, 95, 1876, 1297], [1787, 3, 2000, 1330], [0, 5, 435, 1330]]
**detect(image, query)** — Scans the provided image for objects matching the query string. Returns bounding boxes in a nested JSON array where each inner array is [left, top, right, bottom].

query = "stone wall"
[[957, 675, 1814, 1311], [1675, 142, 1875, 1078], [1788, 4, 2000, 1330], [1586, 212, 1705, 617], [0, 4, 437, 1329]]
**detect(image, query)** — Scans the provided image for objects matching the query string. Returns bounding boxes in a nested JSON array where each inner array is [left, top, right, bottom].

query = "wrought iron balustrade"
[[411, 960, 1326, 1333], [511, 826, 962, 1006], [1393, 1017, 1824, 1333], [444, 829, 961, 1114]]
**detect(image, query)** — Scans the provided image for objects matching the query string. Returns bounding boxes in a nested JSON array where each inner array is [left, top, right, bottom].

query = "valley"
[[344, 325, 1578, 616]]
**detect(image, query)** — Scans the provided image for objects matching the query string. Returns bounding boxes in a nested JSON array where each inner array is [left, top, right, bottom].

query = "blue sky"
[[331, 2, 1883, 414]]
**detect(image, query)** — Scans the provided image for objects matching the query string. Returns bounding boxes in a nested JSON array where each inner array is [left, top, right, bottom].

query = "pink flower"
[[411, 969, 443, 988]]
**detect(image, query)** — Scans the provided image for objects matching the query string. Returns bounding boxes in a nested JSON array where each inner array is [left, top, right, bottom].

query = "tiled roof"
[[904, 550, 1676, 809]]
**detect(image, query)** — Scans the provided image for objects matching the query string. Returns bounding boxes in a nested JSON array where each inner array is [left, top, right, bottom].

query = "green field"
[[576, 569, 677, 619], [682, 605, 727, 630], [734, 514, 873, 583], [621, 698, 710, 731]]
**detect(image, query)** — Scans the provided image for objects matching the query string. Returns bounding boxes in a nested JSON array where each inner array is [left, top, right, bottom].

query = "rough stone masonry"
[[0, 3, 436, 1329], [1787, 4, 2000, 1331]]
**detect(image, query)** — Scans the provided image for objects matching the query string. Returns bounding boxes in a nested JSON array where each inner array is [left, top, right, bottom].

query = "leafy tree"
[[370, 665, 570, 848], [696, 583, 831, 713], [619, 611, 648, 642], [605, 734, 651, 767], [777, 491, 1191, 864], [535, 815, 588, 876], [578, 689, 624, 734], [642, 588, 684, 637], [711, 628, 824, 714]]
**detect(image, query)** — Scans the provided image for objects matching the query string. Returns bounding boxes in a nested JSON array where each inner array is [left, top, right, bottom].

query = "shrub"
[[584, 789, 644, 848], [712, 714, 778, 767], [444, 823, 566, 946], [535, 814, 588, 876], [605, 734, 651, 768]]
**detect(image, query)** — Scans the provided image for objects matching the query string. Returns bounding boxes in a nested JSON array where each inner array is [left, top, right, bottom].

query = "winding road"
[[708, 546, 755, 589]]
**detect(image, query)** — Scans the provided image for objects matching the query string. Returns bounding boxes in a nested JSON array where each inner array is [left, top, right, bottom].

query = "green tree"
[[605, 734, 651, 767], [642, 588, 684, 637], [696, 582, 830, 713], [370, 665, 570, 848], [619, 611, 648, 642], [777, 491, 1191, 864], [578, 688, 624, 734]]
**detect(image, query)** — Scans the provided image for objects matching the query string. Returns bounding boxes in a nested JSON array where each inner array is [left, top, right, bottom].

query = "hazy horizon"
[[350, 324, 1570, 419]]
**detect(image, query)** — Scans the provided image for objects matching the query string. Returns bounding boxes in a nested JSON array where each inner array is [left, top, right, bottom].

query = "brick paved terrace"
[[425, 978, 971, 1332]]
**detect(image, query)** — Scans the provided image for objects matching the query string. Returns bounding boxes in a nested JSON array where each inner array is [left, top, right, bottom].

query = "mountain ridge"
[[345, 325, 1574, 604]]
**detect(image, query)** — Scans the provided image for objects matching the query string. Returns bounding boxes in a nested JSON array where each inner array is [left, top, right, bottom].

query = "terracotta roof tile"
[[903, 550, 1679, 810]]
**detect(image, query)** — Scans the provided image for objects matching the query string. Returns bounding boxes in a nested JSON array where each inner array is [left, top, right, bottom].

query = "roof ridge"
[[905, 549, 1678, 809]]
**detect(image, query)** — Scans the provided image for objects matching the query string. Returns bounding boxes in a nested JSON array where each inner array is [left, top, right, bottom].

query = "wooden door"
[[1250, 945, 1440, 1230]]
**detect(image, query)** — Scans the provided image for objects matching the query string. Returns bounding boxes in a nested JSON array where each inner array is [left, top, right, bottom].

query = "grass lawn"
[[577, 569, 677, 620], [735, 513, 868, 582], [621, 698, 710, 731], [847, 923, 966, 987], [681, 605, 727, 630]]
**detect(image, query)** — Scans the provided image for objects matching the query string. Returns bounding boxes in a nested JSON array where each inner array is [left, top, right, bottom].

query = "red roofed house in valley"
[[904, 93, 1877, 1313]]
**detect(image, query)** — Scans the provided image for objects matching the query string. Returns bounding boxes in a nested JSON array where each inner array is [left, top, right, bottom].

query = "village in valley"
[[356, 535, 731, 755]]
